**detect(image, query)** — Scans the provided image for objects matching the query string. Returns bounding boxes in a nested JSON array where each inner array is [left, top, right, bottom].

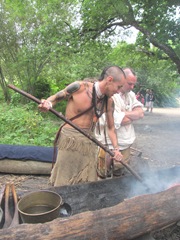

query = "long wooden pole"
[[7, 84, 144, 183]]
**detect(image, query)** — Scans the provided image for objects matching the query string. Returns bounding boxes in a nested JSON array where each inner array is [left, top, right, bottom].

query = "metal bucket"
[[17, 190, 62, 224]]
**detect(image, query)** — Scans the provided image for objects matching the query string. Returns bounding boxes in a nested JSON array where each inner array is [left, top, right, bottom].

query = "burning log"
[[0, 185, 179, 240]]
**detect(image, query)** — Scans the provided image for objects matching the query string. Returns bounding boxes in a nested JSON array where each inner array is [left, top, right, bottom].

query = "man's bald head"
[[123, 68, 136, 78], [121, 68, 137, 93]]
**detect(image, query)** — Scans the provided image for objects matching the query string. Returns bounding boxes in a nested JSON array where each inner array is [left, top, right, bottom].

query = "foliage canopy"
[[0, 0, 179, 105], [0, 0, 179, 145]]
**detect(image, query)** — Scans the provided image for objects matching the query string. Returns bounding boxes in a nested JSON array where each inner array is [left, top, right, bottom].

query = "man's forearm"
[[107, 128, 119, 149], [47, 94, 59, 107], [125, 107, 144, 121], [121, 116, 132, 126]]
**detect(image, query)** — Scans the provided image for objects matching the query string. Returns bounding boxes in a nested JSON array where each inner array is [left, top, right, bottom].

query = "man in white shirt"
[[96, 68, 144, 178]]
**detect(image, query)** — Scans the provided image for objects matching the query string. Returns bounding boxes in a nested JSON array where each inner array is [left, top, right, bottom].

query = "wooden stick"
[[9, 184, 19, 228], [7, 84, 144, 183], [3, 184, 12, 229], [131, 147, 142, 153]]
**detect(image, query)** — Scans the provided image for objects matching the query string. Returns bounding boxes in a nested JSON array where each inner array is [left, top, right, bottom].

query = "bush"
[[0, 102, 61, 146], [33, 78, 51, 99]]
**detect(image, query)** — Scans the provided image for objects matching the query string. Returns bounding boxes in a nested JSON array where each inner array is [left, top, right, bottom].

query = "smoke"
[[126, 166, 180, 198]]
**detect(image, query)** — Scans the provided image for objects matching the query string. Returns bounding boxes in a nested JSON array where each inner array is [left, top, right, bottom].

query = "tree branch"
[[132, 22, 180, 74]]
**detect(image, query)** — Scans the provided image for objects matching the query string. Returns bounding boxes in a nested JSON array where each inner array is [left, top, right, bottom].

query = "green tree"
[[0, 0, 77, 100], [79, 0, 180, 74], [0, 0, 114, 102], [108, 42, 180, 106], [1, 0, 179, 107]]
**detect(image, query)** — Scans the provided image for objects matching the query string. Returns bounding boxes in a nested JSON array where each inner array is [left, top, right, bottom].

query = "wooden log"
[[51, 166, 180, 215], [0, 185, 179, 240], [0, 159, 51, 175]]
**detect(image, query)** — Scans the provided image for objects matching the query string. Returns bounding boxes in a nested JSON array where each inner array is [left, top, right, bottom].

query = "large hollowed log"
[[0, 185, 179, 240]]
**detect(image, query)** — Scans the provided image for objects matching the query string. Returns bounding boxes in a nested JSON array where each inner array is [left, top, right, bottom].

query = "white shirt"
[[95, 91, 143, 150]]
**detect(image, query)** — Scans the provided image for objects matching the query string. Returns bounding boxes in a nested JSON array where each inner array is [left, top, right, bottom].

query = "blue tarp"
[[0, 144, 55, 163]]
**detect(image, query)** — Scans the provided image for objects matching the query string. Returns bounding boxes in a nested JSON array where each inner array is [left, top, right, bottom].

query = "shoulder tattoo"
[[56, 82, 81, 100], [66, 82, 81, 94]]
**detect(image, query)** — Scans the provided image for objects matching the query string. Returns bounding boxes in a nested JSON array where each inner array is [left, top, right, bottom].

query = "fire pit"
[[0, 166, 179, 240]]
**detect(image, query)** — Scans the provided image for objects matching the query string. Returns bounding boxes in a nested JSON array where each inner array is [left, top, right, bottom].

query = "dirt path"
[[133, 107, 180, 170]]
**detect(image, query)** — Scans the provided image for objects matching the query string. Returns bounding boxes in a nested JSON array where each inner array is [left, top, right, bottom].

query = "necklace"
[[94, 82, 104, 99], [120, 92, 130, 110], [92, 82, 107, 118]]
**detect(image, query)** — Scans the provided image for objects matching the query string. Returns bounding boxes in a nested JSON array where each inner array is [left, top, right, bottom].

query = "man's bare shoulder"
[[65, 81, 91, 95], [77, 80, 94, 92]]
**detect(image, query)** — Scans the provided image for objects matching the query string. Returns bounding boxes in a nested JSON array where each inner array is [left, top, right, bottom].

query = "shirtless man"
[[38, 65, 126, 187]]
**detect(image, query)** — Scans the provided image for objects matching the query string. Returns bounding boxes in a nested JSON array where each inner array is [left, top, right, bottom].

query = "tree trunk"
[[0, 66, 11, 102], [0, 185, 179, 240]]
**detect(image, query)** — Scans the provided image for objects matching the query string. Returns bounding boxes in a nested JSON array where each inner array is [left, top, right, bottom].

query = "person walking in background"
[[145, 89, 150, 111], [96, 68, 144, 178], [148, 89, 155, 112], [38, 65, 126, 187], [136, 91, 145, 106]]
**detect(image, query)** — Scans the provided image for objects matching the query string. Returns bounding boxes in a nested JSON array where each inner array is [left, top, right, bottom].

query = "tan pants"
[[113, 147, 131, 176], [97, 147, 131, 178]]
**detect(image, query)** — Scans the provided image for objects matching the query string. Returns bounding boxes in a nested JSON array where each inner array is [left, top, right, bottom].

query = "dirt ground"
[[0, 107, 180, 239], [133, 107, 180, 170]]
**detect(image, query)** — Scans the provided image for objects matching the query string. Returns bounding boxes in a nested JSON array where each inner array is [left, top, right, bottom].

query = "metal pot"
[[17, 190, 62, 224]]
